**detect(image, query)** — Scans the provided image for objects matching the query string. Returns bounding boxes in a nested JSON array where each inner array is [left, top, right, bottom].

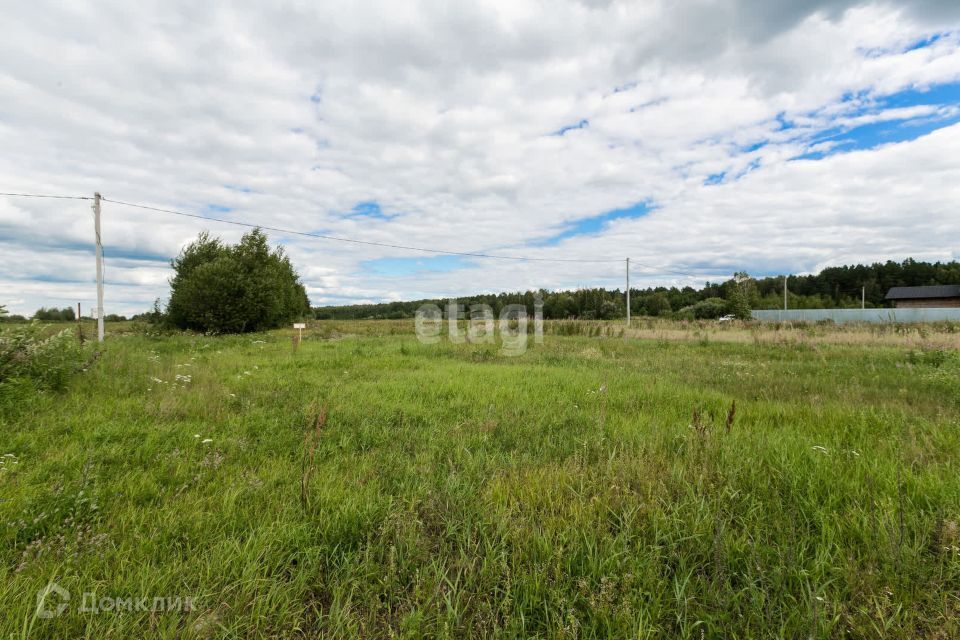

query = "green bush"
[[644, 292, 672, 316], [32, 306, 76, 321], [687, 297, 729, 319], [166, 229, 311, 333], [0, 323, 86, 407], [908, 347, 951, 368]]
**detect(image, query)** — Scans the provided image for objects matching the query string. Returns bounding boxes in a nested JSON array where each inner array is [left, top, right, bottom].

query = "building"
[[884, 285, 960, 308]]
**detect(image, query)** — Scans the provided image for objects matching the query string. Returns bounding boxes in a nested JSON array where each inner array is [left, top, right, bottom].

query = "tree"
[[726, 272, 753, 319], [598, 299, 621, 320], [644, 292, 672, 317], [166, 229, 310, 333], [33, 307, 75, 321], [689, 297, 729, 319]]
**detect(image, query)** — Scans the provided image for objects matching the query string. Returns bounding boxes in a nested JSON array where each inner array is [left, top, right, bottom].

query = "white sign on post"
[[293, 322, 306, 342]]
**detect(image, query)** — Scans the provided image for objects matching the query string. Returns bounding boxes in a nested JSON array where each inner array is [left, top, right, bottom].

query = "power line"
[[0, 192, 92, 200], [0, 190, 704, 275], [627, 260, 701, 279], [100, 196, 625, 264]]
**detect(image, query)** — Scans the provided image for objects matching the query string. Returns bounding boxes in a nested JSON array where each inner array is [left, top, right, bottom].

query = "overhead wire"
[[0, 192, 92, 200], [98, 196, 626, 264], [0, 191, 705, 277]]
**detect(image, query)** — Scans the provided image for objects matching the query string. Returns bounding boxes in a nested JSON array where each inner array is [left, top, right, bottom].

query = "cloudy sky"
[[2, 0, 960, 316]]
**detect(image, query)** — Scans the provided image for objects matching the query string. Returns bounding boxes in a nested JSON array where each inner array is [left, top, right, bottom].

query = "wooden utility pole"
[[862, 286, 865, 309], [625, 257, 631, 326], [93, 192, 104, 342], [76, 302, 84, 344], [783, 275, 788, 311]]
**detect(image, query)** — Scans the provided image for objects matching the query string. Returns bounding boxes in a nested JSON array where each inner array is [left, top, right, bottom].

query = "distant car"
[[718, 314, 735, 323]]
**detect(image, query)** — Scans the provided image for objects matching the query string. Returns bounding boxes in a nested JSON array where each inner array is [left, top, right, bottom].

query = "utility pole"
[[93, 192, 104, 342], [861, 286, 865, 310], [625, 257, 631, 326], [783, 274, 788, 311]]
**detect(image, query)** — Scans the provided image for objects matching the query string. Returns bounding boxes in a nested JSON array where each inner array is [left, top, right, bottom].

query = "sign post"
[[292, 322, 306, 353]]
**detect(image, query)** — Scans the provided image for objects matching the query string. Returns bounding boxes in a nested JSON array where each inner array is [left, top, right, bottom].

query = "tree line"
[[314, 259, 960, 320], [4, 256, 957, 328], [0, 306, 128, 323]]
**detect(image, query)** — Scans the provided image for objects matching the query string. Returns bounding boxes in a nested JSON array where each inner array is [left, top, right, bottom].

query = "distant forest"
[[0, 306, 128, 323], [314, 259, 960, 321]]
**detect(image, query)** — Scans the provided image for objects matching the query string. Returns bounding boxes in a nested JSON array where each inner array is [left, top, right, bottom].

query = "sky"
[[2, 0, 960, 316]]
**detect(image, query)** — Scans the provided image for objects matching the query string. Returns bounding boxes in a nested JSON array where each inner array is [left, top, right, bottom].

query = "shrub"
[[0, 323, 86, 408], [687, 297, 729, 319], [644, 292, 672, 316], [166, 229, 311, 333], [32, 306, 76, 321], [908, 347, 950, 368]]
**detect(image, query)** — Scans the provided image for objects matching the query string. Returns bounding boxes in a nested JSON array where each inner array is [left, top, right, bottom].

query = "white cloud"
[[1, 1, 960, 315]]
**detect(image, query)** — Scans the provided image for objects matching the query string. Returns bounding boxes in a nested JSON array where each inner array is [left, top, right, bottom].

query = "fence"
[[751, 308, 960, 324]]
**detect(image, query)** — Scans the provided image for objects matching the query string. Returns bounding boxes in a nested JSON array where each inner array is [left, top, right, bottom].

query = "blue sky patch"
[[904, 32, 947, 53], [741, 140, 766, 153], [629, 98, 669, 113], [552, 118, 589, 136], [792, 80, 960, 160], [878, 81, 960, 109], [538, 201, 653, 245], [362, 255, 472, 277], [347, 201, 396, 220], [704, 172, 726, 186], [0, 236, 171, 264], [775, 112, 795, 131], [205, 203, 233, 214], [101, 247, 173, 263]]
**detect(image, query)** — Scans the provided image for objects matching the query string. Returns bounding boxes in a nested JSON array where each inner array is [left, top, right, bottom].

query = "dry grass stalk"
[[300, 404, 327, 511], [691, 408, 708, 438], [725, 400, 736, 433]]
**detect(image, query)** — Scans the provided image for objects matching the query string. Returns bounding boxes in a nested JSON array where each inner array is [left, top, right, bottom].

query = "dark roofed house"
[[885, 285, 960, 308]]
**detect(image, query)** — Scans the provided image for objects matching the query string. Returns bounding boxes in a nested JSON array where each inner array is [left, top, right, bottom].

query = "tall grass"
[[0, 321, 958, 637]]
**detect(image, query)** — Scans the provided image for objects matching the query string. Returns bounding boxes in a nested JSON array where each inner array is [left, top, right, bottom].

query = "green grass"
[[2, 322, 959, 638]]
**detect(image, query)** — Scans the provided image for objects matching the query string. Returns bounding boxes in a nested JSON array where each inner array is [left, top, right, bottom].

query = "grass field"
[[2, 320, 959, 638]]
